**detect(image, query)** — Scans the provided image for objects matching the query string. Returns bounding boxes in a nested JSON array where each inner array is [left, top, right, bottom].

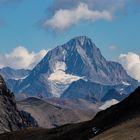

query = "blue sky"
[[0, 0, 140, 79], [0, 0, 140, 58]]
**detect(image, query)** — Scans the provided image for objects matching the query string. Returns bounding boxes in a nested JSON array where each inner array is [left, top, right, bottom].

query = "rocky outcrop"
[[0, 75, 37, 134]]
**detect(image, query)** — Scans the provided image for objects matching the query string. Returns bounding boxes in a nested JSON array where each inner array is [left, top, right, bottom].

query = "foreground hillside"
[[0, 120, 93, 140], [91, 116, 140, 140], [0, 86, 140, 140], [1, 116, 140, 140]]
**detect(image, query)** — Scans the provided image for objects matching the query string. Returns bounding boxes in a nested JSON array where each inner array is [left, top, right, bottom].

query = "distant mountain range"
[[0, 67, 30, 95], [1, 36, 139, 102], [0, 67, 30, 81]]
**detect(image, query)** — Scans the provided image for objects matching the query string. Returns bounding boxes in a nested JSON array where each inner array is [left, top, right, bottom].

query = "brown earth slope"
[[17, 97, 98, 128]]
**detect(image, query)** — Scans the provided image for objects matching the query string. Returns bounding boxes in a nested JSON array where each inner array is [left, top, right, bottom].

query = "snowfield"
[[48, 61, 83, 97]]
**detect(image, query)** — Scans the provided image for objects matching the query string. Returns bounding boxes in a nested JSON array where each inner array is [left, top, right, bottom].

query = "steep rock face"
[[0, 75, 23, 133], [0, 75, 37, 134], [12, 36, 138, 100]]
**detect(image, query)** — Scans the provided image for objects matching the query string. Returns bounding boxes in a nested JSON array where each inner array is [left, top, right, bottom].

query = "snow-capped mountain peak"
[[12, 36, 138, 99]]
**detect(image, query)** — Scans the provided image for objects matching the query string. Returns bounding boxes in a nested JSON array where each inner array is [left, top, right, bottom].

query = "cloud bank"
[[43, 3, 112, 31], [0, 46, 47, 69], [43, 0, 127, 31], [119, 52, 140, 82]]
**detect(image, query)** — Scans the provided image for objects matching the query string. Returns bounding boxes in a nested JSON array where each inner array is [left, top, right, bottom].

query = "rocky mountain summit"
[[11, 36, 138, 101]]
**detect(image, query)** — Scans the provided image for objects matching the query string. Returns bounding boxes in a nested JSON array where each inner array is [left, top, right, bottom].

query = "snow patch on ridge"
[[48, 70, 82, 84], [13, 75, 29, 80], [48, 61, 83, 97], [99, 99, 119, 110], [122, 81, 130, 86]]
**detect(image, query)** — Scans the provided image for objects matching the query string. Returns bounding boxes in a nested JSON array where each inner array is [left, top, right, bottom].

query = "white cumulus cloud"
[[119, 52, 140, 81], [0, 46, 47, 69], [43, 3, 112, 31]]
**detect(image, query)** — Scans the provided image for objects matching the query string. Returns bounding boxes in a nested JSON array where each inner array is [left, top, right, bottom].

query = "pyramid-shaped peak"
[[67, 36, 93, 46], [73, 36, 92, 41]]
